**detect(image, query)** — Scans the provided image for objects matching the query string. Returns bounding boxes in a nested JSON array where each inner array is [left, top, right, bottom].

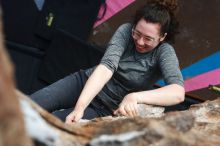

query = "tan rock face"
[[189, 98, 220, 142], [190, 98, 220, 123], [17, 91, 220, 146]]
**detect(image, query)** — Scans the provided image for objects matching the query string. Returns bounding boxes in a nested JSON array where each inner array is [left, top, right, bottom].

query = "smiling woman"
[[31, 0, 185, 124], [131, 19, 165, 53], [132, 27, 158, 45]]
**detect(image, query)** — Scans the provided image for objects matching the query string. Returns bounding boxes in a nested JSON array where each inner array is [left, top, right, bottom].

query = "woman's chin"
[[136, 47, 148, 53], [136, 45, 155, 53]]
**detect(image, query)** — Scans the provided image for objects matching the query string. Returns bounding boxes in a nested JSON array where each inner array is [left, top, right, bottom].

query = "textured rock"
[[190, 98, 220, 123], [138, 104, 164, 118], [16, 91, 220, 146], [189, 98, 220, 144]]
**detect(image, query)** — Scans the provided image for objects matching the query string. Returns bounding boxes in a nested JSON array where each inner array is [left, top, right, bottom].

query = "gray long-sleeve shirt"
[[86, 23, 183, 110]]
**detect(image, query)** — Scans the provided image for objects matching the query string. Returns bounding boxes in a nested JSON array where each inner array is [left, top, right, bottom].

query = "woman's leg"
[[30, 70, 87, 112], [52, 97, 114, 121]]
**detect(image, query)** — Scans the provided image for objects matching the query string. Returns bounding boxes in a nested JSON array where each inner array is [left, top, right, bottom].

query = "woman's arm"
[[75, 24, 132, 111], [66, 24, 132, 123], [65, 64, 113, 123], [74, 64, 113, 111], [136, 84, 185, 106], [114, 84, 185, 117]]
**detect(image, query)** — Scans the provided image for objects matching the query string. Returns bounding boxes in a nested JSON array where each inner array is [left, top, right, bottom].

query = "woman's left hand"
[[113, 93, 139, 117]]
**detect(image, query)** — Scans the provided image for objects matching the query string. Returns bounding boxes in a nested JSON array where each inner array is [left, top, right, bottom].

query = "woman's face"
[[132, 18, 166, 53]]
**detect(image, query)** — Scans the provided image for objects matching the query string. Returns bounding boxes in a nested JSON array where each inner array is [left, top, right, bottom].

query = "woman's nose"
[[137, 37, 145, 45]]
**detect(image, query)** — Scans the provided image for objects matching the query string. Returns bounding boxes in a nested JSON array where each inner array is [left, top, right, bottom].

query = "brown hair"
[[133, 0, 179, 43]]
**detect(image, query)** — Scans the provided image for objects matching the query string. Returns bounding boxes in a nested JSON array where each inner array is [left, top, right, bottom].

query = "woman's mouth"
[[136, 46, 146, 53]]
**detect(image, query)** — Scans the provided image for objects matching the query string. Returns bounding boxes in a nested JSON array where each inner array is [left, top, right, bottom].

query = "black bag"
[[1, 0, 40, 48], [37, 0, 106, 83], [35, 0, 105, 42]]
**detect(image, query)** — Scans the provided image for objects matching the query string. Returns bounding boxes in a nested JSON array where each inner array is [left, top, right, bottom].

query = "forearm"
[[74, 64, 113, 111], [136, 84, 185, 106]]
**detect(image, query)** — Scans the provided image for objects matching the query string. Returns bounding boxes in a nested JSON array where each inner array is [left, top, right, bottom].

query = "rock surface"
[[17, 90, 220, 146], [0, 8, 33, 146]]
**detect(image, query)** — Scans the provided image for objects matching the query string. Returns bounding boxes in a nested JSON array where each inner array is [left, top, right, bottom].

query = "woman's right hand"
[[65, 109, 84, 124]]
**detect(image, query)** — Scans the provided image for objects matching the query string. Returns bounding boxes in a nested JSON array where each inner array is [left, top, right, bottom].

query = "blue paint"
[[157, 51, 220, 86]]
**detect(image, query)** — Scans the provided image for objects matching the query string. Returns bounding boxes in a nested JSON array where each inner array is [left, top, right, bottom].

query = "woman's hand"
[[114, 93, 139, 117], [65, 109, 84, 124]]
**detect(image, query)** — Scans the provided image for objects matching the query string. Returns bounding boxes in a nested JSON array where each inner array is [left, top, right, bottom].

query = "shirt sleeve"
[[100, 23, 132, 73], [157, 43, 184, 86]]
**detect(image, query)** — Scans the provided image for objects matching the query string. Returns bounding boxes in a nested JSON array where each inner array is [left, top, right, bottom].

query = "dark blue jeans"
[[31, 70, 111, 121]]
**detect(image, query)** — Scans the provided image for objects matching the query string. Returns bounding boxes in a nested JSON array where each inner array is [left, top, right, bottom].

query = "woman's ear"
[[159, 33, 167, 42]]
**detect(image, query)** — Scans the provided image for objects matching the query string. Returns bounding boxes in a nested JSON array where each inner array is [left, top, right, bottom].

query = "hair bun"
[[147, 0, 178, 12]]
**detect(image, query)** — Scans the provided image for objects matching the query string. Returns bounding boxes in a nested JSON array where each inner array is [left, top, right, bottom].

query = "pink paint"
[[94, 0, 135, 28], [184, 68, 220, 92]]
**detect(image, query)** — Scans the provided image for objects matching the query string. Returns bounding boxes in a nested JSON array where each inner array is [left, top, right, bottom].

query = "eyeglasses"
[[132, 28, 159, 45]]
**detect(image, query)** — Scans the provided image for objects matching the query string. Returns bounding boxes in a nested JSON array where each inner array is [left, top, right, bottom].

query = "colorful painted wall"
[[89, 0, 220, 101]]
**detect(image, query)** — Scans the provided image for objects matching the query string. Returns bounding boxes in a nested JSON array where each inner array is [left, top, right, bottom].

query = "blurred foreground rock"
[[0, 8, 33, 146], [17, 91, 220, 146]]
